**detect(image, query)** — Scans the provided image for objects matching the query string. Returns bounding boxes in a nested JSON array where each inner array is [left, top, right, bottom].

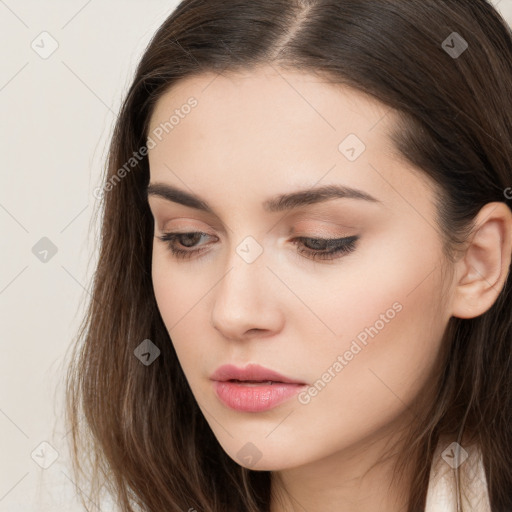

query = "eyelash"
[[156, 232, 359, 262]]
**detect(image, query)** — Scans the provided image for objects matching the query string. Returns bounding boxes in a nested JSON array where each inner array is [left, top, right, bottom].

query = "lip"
[[210, 364, 307, 412], [210, 363, 305, 384]]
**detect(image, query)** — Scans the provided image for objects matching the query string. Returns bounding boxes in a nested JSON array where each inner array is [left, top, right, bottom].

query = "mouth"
[[210, 364, 307, 412]]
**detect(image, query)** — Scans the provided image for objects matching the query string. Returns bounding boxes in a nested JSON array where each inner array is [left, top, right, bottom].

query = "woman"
[[64, 1, 512, 511]]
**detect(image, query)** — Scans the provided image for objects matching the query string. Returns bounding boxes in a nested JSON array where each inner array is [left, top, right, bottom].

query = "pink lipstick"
[[210, 364, 307, 412]]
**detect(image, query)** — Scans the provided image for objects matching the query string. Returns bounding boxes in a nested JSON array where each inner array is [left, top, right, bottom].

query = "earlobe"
[[451, 202, 512, 319]]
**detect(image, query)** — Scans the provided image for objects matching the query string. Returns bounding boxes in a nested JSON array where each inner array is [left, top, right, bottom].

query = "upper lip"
[[210, 363, 306, 384]]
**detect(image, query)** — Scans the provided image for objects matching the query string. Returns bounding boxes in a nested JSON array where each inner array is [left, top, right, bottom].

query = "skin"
[[146, 65, 512, 512]]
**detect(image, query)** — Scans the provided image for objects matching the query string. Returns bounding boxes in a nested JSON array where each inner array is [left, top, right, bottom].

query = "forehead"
[[148, 65, 394, 142]]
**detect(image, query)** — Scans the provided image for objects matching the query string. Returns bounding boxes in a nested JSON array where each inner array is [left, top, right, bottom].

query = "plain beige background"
[[1, 1, 511, 510]]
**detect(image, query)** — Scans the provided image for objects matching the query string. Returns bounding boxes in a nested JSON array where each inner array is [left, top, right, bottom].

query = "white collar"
[[425, 437, 491, 512]]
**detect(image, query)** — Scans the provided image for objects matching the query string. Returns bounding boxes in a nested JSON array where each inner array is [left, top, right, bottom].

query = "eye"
[[291, 235, 358, 261], [157, 231, 215, 260], [156, 232, 359, 262]]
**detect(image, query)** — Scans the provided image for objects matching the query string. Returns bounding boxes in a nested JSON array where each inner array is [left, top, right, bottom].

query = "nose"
[[210, 244, 284, 341]]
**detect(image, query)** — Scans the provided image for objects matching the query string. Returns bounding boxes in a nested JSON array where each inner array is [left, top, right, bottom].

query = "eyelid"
[[157, 219, 219, 236], [149, 200, 227, 230], [292, 216, 357, 231], [150, 203, 359, 234], [156, 218, 354, 236]]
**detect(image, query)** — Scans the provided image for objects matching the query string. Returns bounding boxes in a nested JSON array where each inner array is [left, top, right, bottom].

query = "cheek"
[[151, 252, 217, 372], [313, 232, 448, 387], [279, 225, 447, 359], [287, 242, 448, 444], [151, 245, 209, 328]]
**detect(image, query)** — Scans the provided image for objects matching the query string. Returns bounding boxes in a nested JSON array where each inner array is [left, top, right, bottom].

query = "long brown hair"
[[64, 1, 512, 510]]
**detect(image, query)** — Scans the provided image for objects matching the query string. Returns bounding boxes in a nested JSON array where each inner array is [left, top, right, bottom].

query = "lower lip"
[[212, 381, 306, 412]]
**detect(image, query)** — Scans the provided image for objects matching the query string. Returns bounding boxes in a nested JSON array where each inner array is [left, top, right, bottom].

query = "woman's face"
[[147, 65, 455, 471]]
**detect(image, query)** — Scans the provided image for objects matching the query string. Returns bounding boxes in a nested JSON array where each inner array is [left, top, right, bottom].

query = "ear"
[[451, 202, 512, 319]]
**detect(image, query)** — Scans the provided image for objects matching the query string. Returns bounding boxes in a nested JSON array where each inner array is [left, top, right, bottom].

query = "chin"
[[217, 439, 308, 472]]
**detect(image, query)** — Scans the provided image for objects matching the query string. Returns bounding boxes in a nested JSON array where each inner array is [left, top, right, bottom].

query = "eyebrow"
[[146, 182, 380, 214]]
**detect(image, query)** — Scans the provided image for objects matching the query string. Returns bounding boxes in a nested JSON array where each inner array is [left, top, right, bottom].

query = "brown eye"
[[157, 232, 215, 259]]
